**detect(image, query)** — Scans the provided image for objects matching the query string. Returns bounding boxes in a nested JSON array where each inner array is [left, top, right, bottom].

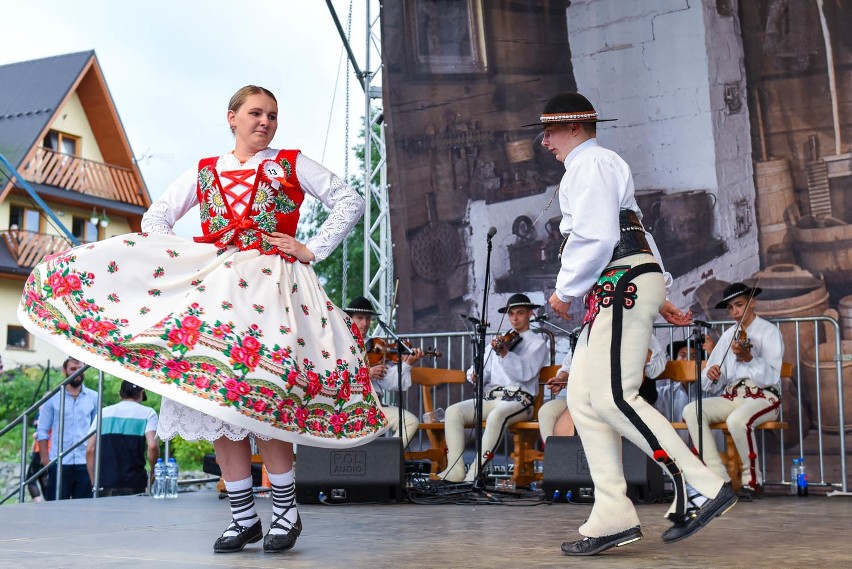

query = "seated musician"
[[436, 294, 549, 483], [344, 296, 422, 449], [682, 282, 783, 497], [539, 333, 665, 442]]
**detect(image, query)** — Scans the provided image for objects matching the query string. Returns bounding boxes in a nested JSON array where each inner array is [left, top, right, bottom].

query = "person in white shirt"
[[684, 283, 783, 496], [537, 92, 735, 555], [344, 296, 422, 449], [436, 294, 549, 483]]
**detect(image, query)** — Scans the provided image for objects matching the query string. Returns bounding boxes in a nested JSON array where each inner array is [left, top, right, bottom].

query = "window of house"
[[9, 205, 42, 232], [72, 216, 99, 242], [6, 325, 31, 350], [43, 130, 80, 156]]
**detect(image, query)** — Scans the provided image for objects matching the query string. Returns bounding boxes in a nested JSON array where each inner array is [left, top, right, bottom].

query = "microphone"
[[459, 314, 480, 324], [486, 227, 497, 241], [693, 319, 713, 329], [531, 314, 549, 323]]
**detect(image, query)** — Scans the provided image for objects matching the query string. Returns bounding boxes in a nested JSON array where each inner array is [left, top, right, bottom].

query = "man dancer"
[[535, 92, 736, 555]]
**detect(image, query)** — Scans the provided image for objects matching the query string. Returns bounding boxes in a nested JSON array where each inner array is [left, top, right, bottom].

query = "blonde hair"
[[228, 85, 277, 133]]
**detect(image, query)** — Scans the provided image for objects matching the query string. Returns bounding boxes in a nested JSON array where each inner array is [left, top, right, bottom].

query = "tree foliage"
[[299, 108, 383, 307]]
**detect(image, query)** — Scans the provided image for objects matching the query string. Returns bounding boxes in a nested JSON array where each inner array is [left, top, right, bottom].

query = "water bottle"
[[152, 458, 165, 499], [796, 456, 809, 497], [789, 459, 799, 495], [166, 457, 179, 499]]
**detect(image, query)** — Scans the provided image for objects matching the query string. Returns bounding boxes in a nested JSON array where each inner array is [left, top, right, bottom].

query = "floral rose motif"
[[243, 336, 261, 351], [181, 315, 202, 330], [65, 274, 83, 290]]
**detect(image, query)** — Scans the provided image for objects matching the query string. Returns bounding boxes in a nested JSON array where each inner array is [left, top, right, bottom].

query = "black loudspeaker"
[[295, 438, 404, 504], [542, 436, 664, 504]]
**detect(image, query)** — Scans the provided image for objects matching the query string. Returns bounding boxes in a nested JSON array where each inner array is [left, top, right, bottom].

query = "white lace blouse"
[[144, 148, 364, 442]]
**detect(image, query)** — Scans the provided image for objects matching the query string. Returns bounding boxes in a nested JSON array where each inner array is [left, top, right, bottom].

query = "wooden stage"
[[0, 488, 850, 568]]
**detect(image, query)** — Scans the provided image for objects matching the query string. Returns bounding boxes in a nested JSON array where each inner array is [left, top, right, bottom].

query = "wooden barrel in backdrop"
[[792, 215, 852, 276], [840, 295, 852, 341], [754, 158, 796, 265]]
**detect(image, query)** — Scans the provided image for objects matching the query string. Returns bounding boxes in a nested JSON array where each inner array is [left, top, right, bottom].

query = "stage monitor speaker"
[[295, 438, 404, 504], [542, 436, 664, 504]]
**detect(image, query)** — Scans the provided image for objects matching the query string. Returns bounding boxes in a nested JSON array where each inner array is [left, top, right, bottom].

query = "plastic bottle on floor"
[[790, 458, 800, 495], [796, 457, 808, 497], [152, 458, 165, 499], [166, 457, 179, 499]]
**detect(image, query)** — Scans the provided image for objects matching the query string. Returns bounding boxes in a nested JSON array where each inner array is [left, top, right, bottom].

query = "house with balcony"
[[0, 51, 152, 368]]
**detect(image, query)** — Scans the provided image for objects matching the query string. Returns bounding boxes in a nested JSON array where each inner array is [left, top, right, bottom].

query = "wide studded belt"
[[558, 209, 652, 261]]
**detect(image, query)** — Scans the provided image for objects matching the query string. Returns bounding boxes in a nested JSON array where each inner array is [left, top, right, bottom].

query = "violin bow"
[[718, 277, 761, 364]]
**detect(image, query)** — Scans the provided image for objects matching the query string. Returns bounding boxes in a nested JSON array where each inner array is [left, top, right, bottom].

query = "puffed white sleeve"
[[295, 153, 365, 263], [141, 167, 199, 235], [555, 156, 622, 301], [644, 335, 667, 379]]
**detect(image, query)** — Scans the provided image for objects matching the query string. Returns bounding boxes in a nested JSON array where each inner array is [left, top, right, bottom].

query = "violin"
[[365, 338, 442, 366], [734, 329, 753, 362], [491, 329, 522, 354]]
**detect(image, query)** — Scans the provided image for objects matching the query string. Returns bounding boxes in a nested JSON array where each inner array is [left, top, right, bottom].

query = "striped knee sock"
[[267, 470, 298, 535], [223, 476, 259, 536]]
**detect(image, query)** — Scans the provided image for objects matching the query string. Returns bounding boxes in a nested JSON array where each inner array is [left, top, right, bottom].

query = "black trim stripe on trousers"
[[608, 262, 687, 518]]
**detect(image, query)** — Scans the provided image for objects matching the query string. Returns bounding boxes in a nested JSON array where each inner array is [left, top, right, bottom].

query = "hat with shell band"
[[524, 92, 617, 127]]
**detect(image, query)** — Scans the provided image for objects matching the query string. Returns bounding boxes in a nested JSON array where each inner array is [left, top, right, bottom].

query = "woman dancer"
[[19, 85, 387, 553]]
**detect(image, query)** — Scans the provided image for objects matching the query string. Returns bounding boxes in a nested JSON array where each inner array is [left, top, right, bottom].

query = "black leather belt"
[[558, 209, 652, 261], [611, 209, 652, 261]]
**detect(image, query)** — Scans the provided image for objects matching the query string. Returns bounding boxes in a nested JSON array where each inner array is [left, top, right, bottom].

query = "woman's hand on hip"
[[268, 233, 315, 262]]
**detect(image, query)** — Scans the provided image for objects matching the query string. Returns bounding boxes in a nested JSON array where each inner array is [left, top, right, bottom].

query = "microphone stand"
[[692, 322, 710, 462], [471, 231, 495, 490], [374, 316, 413, 454]]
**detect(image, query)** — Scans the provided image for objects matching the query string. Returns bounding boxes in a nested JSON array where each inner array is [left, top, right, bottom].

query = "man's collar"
[[563, 138, 598, 169]]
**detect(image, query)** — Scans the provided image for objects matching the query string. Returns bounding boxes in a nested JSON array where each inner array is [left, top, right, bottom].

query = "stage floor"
[[0, 489, 849, 568]]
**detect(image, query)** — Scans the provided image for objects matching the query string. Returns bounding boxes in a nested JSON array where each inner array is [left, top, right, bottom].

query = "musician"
[[436, 293, 549, 483], [344, 297, 422, 449], [683, 282, 783, 497]]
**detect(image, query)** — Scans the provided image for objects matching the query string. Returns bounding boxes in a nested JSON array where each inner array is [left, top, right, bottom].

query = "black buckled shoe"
[[561, 526, 642, 556], [737, 483, 763, 501], [213, 519, 263, 553], [263, 513, 303, 553], [662, 483, 737, 543]]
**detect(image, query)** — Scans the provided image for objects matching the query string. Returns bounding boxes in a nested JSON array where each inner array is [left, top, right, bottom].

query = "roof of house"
[[0, 51, 94, 169]]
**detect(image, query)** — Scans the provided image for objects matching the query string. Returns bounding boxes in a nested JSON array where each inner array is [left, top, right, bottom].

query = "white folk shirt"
[[646, 334, 667, 379], [700, 316, 784, 394], [555, 139, 671, 302], [141, 149, 363, 262], [467, 329, 549, 396], [371, 361, 412, 401]]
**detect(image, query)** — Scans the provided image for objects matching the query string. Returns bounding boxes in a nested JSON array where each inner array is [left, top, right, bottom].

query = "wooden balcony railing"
[[1, 229, 75, 269], [18, 147, 146, 206]]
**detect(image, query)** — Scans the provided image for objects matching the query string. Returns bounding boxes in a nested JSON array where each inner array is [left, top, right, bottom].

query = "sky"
[[0, 0, 378, 235]]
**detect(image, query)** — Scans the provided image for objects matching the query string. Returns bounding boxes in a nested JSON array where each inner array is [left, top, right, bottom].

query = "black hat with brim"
[[523, 92, 617, 127], [344, 296, 378, 316], [714, 282, 763, 310], [498, 293, 542, 313]]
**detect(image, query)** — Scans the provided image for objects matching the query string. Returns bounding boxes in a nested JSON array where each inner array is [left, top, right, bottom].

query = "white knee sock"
[[267, 470, 298, 535], [223, 476, 259, 536]]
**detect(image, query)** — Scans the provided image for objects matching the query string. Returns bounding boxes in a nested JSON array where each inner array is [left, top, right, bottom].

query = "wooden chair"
[[402, 367, 466, 475], [508, 364, 562, 486]]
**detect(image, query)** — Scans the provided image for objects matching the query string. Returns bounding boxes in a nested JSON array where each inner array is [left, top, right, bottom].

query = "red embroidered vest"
[[193, 149, 305, 259]]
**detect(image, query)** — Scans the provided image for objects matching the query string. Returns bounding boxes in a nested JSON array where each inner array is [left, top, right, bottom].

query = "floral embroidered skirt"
[[18, 233, 388, 448]]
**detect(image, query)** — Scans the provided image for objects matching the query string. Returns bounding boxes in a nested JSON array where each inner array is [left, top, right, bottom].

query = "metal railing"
[[0, 364, 107, 504], [396, 315, 849, 492]]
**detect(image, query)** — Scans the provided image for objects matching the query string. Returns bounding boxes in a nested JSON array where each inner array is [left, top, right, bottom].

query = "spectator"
[[37, 357, 99, 500], [87, 381, 159, 496]]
